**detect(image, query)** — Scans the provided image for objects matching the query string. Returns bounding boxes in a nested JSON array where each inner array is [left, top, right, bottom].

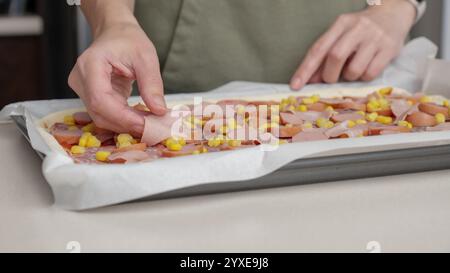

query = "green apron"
[[135, 0, 366, 93]]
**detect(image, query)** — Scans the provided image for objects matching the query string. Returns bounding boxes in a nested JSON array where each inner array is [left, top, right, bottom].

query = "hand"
[[68, 22, 166, 135], [290, 0, 416, 90]]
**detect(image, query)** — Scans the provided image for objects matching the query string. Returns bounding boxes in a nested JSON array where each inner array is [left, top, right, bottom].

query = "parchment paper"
[[1, 37, 450, 211]]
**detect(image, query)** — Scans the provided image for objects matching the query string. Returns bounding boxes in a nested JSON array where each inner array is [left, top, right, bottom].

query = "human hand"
[[290, 0, 416, 90], [68, 21, 166, 135]]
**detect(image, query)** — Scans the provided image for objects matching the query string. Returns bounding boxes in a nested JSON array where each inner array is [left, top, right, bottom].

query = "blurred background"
[[0, 0, 449, 108]]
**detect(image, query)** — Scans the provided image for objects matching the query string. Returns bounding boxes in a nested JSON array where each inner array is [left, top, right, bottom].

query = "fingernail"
[[291, 78, 302, 90]]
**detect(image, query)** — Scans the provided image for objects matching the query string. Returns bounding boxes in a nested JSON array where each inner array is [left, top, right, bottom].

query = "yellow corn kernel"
[[366, 112, 379, 122], [207, 138, 222, 148], [117, 141, 132, 149], [303, 122, 313, 129], [347, 120, 356, 128], [70, 145, 86, 155], [192, 150, 201, 155], [311, 94, 320, 103], [296, 105, 308, 112], [271, 115, 280, 124], [278, 139, 288, 145], [219, 125, 228, 135], [64, 115, 75, 126], [398, 120, 413, 129], [167, 142, 183, 151], [378, 98, 390, 109], [201, 147, 208, 153], [228, 139, 242, 147], [376, 115, 393, 125], [356, 111, 365, 116], [324, 121, 334, 129], [288, 96, 297, 104], [435, 113, 446, 124], [287, 105, 295, 112], [86, 135, 101, 148], [356, 119, 367, 125], [95, 151, 111, 162], [377, 87, 393, 96], [420, 96, 432, 103], [78, 132, 92, 147], [117, 133, 133, 144], [302, 98, 314, 105], [325, 106, 334, 112], [68, 126, 78, 131], [443, 100, 449, 107], [367, 101, 380, 112], [81, 123, 94, 133], [236, 105, 246, 115]]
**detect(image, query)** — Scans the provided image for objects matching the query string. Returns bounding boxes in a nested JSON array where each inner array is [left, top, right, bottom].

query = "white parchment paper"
[[1, 37, 450, 211]]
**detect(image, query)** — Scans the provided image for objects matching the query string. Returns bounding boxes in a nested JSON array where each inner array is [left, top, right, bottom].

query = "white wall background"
[[442, 0, 450, 60]]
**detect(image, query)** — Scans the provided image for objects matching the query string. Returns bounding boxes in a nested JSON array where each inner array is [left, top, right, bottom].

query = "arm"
[[68, 0, 166, 135], [290, 0, 417, 90]]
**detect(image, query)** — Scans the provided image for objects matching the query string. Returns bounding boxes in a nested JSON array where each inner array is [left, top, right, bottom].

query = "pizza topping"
[[48, 87, 450, 164]]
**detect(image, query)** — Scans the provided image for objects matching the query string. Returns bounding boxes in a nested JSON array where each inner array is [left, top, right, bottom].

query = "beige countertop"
[[0, 122, 449, 252]]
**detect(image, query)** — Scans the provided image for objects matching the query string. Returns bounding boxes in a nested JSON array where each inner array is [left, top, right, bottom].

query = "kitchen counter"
[[0, 122, 449, 252]]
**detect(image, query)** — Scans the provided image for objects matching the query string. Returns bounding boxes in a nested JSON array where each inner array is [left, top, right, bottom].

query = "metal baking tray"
[[11, 115, 450, 201]]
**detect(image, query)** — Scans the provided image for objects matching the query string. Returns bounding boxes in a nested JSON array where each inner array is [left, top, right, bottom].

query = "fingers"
[[290, 14, 353, 90], [82, 58, 145, 134], [321, 24, 366, 83], [361, 50, 394, 82], [135, 50, 167, 116], [342, 42, 378, 81]]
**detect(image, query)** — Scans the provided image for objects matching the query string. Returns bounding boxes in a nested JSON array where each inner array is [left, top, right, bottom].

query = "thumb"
[[135, 53, 167, 116]]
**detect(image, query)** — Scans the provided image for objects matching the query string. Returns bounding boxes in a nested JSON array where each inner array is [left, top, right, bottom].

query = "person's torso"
[[135, 0, 366, 93]]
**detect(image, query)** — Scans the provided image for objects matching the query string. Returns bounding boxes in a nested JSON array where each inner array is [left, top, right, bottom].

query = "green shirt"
[[135, 0, 366, 93]]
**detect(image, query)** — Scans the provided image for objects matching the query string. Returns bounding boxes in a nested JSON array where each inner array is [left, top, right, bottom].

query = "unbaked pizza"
[[42, 87, 450, 164]]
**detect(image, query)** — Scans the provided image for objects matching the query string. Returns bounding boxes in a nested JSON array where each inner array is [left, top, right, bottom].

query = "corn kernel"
[[296, 105, 308, 112], [64, 115, 75, 126], [70, 145, 86, 155], [288, 96, 297, 104], [271, 115, 280, 123], [367, 101, 380, 112], [81, 123, 94, 133], [117, 141, 132, 149], [86, 135, 101, 148], [366, 112, 379, 122], [201, 147, 208, 153], [311, 94, 320, 103], [167, 142, 183, 151], [378, 98, 390, 109], [420, 96, 432, 103], [378, 87, 393, 96], [376, 115, 393, 125], [325, 106, 334, 112], [207, 138, 222, 147], [324, 121, 334, 129], [356, 111, 365, 116], [236, 105, 246, 115], [95, 151, 111, 162], [302, 98, 314, 105], [227, 119, 238, 129], [192, 150, 201, 155], [228, 139, 242, 147], [68, 126, 78, 131], [398, 120, 413, 129], [443, 100, 449, 107], [347, 120, 356, 128], [356, 119, 367, 125], [435, 113, 446, 124], [117, 134, 133, 144], [78, 132, 92, 147], [287, 105, 295, 112]]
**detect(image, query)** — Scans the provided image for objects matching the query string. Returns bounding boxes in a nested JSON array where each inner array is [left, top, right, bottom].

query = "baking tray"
[[11, 115, 450, 201]]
